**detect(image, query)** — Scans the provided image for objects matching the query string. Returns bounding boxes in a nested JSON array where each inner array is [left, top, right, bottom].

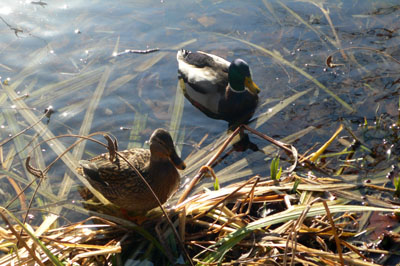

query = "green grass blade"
[[201, 204, 399, 263], [2, 208, 64, 266]]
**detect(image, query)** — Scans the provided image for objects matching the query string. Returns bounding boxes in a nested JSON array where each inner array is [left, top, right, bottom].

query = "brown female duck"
[[79, 128, 185, 212]]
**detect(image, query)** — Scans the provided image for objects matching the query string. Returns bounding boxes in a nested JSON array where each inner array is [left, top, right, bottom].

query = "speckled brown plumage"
[[78, 128, 186, 212]]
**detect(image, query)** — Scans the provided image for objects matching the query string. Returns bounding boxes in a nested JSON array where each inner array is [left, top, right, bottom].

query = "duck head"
[[149, 128, 186, 170], [228, 59, 261, 95]]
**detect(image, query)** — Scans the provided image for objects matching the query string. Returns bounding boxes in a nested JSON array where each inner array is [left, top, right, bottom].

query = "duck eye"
[[156, 139, 166, 147]]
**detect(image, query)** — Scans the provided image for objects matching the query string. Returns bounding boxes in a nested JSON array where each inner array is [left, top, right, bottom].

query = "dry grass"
[[0, 124, 399, 265]]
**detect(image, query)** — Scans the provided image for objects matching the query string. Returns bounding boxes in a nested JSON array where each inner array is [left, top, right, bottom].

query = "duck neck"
[[228, 75, 245, 93], [148, 153, 170, 173], [228, 85, 246, 94], [226, 84, 246, 101]]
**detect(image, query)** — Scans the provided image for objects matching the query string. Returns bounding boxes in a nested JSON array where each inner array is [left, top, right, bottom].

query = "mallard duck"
[[78, 128, 185, 212], [177, 49, 261, 126]]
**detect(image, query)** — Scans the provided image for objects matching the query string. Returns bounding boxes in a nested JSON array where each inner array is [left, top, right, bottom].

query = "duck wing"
[[79, 149, 151, 195], [177, 50, 230, 94]]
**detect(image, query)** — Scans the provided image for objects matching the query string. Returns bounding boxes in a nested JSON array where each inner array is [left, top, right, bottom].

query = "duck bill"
[[244, 76, 261, 94], [170, 152, 186, 170]]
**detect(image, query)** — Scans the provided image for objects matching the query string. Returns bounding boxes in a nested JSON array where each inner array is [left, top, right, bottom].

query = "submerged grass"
[[216, 33, 355, 113]]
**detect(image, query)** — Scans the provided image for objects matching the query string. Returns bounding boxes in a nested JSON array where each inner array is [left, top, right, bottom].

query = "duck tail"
[[177, 49, 191, 60]]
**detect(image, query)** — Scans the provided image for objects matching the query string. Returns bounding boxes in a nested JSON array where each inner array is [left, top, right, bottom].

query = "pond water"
[[0, 0, 399, 225]]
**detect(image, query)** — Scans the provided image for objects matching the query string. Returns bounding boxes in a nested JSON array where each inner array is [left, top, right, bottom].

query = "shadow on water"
[[0, 0, 400, 264]]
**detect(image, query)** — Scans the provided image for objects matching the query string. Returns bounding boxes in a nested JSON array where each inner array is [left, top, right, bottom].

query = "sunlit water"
[[0, 0, 399, 222]]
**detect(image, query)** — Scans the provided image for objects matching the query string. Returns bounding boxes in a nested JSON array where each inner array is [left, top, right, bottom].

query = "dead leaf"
[[197, 16, 216, 27], [326, 55, 344, 68]]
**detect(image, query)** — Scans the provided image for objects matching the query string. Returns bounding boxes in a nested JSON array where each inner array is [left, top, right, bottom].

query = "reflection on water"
[[0, 0, 399, 219]]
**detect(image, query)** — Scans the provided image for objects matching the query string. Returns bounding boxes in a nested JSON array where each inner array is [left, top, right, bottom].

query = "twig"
[[285, 197, 321, 266], [0, 210, 45, 266], [0, 107, 53, 148], [327, 46, 400, 66], [322, 200, 344, 266], [180, 176, 259, 221], [177, 126, 242, 204], [113, 48, 160, 56], [178, 124, 311, 204]]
